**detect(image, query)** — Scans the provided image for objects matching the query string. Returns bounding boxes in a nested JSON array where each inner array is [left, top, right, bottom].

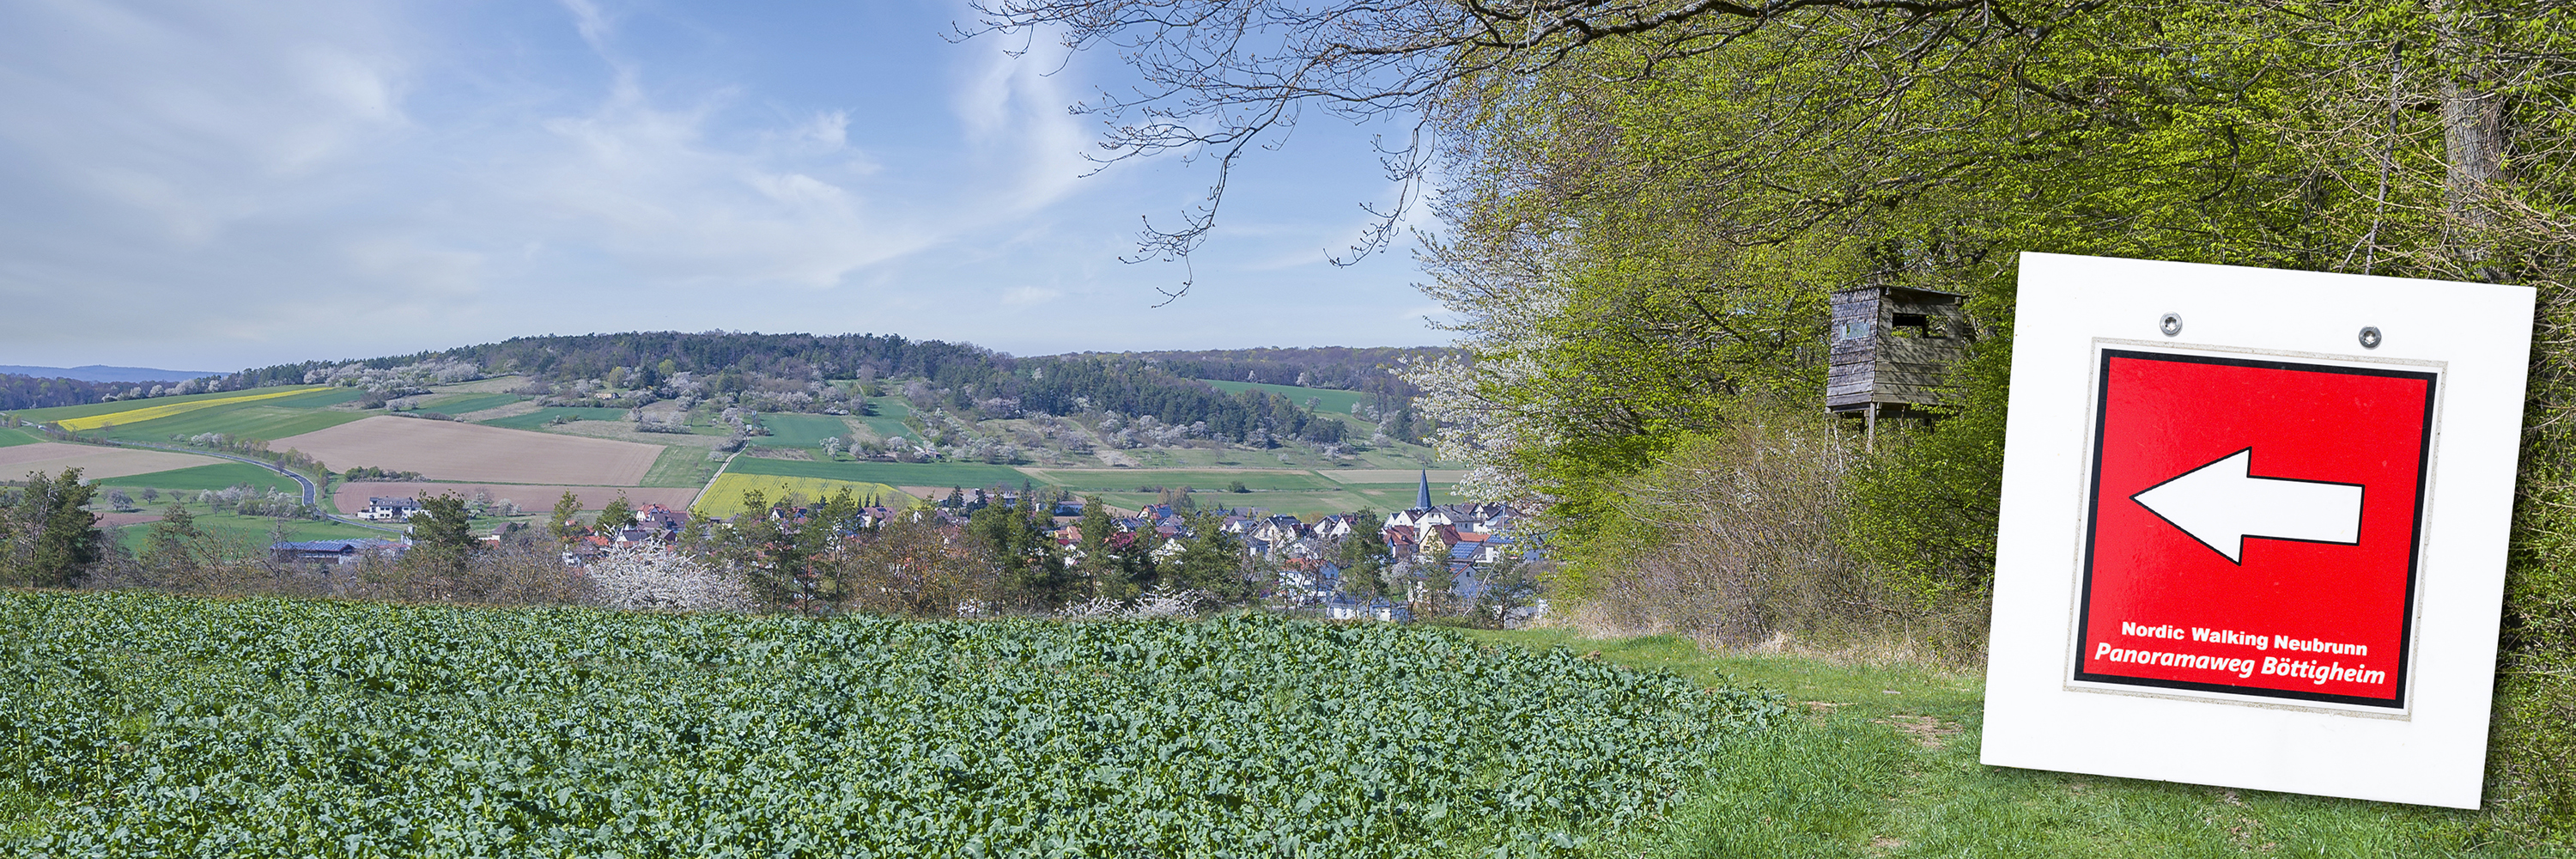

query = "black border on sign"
[[2071, 349, 2436, 710]]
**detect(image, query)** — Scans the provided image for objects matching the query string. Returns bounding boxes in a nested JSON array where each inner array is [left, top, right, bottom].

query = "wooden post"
[[1866, 402, 1879, 454]]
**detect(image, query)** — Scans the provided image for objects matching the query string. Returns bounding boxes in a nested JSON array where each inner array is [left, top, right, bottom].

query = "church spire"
[[1416, 469, 1433, 511]]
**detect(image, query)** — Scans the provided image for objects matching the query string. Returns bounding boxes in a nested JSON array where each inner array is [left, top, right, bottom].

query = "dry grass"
[[277, 417, 661, 485], [1557, 405, 1992, 667], [0, 443, 234, 482]]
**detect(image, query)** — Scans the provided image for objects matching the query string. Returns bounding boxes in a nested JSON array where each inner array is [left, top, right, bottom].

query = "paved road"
[[96, 439, 404, 533]]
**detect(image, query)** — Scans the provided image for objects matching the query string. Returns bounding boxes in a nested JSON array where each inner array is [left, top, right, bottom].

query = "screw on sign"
[[2073, 349, 2435, 709]]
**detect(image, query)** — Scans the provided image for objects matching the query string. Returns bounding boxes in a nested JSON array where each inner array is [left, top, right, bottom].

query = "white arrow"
[[2130, 448, 2363, 564]]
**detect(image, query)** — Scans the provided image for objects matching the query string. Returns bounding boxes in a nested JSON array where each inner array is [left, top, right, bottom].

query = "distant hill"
[[1052, 346, 1459, 400], [0, 364, 219, 383]]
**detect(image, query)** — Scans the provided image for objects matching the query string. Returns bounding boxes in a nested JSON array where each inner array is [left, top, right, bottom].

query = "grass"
[[418, 393, 520, 414], [693, 472, 907, 517], [0, 427, 39, 448], [858, 396, 912, 438], [478, 407, 633, 430], [100, 404, 369, 443], [1451, 629, 2557, 858], [94, 462, 301, 495], [754, 413, 854, 448], [1034, 467, 1341, 492], [726, 456, 1036, 488], [104, 503, 392, 551], [639, 445, 724, 488], [1200, 380, 1372, 416]]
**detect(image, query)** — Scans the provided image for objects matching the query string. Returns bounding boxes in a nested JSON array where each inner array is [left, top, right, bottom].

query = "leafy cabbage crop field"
[[0, 592, 1783, 857]]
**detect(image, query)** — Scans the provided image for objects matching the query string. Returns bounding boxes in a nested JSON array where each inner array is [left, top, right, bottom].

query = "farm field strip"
[[692, 473, 907, 517], [11, 385, 329, 423], [0, 427, 39, 448], [100, 507, 394, 550], [1321, 468, 1469, 484], [277, 417, 662, 485], [418, 393, 520, 414], [1199, 379, 1372, 416], [326, 483, 701, 515], [0, 443, 230, 482], [638, 445, 723, 488], [94, 462, 302, 495], [478, 407, 635, 430], [50, 386, 331, 431], [725, 455, 1034, 488], [1028, 468, 1342, 493], [99, 404, 369, 443], [753, 413, 854, 448], [0, 592, 1783, 856]]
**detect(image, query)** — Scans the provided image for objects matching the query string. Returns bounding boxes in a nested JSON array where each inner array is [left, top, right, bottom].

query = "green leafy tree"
[[0, 468, 103, 588]]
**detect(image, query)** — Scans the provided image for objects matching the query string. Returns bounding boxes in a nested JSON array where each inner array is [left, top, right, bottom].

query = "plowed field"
[[328, 484, 699, 515], [0, 444, 229, 481], [276, 417, 660, 485]]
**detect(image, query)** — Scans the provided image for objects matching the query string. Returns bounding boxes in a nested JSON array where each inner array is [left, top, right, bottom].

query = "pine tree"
[[549, 490, 584, 546], [0, 468, 102, 588]]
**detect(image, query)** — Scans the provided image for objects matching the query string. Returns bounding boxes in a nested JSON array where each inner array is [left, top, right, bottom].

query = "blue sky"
[[0, 0, 1449, 372]]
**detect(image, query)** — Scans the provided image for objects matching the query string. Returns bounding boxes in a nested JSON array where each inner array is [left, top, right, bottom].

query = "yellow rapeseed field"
[[55, 387, 328, 432], [693, 472, 910, 518]]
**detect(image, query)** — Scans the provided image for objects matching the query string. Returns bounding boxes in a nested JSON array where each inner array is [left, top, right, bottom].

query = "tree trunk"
[[2437, 1, 2508, 277]]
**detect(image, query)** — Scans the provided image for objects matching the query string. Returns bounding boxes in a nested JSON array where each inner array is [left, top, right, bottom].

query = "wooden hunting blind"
[[1826, 285, 1972, 428]]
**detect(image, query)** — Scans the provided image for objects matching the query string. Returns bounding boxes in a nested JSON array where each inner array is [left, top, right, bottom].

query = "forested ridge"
[[82, 332, 1411, 446], [974, 0, 2576, 838], [0, 373, 194, 411]]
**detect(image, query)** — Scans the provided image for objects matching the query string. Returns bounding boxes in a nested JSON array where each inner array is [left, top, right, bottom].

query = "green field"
[[418, 393, 519, 414], [105, 508, 392, 551], [478, 407, 633, 430], [100, 403, 368, 443], [753, 412, 853, 448], [0, 593, 1775, 856], [1036, 467, 1340, 492], [857, 396, 912, 438], [726, 455, 1036, 489], [0, 427, 39, 448], [10, 386, 310, 423], [639, 445, 723, 488], [1201, 379, 1372, 416], [94, 462, 301, 495]]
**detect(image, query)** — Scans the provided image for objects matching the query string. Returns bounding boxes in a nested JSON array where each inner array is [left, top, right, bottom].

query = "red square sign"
[[2075, 349, 2437, 708]]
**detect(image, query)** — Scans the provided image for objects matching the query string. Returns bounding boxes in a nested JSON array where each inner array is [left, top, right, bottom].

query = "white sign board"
[[1981, 253, 2533, 808]]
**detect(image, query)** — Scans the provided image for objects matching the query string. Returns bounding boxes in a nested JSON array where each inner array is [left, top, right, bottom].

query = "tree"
[[1164, 512, 1247, 600], [1072, 496, 1134, 600], [971, 501, 1068, 608], [403, 493, 477, 582], [0, 468, 103, 588], [549, 490, 584, 546], [596, 493, 635, 533], [1336, 509, 1391, 600]]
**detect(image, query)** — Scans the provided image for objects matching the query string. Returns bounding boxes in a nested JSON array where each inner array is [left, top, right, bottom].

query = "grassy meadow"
[[1456, 630, 2563, 858], [95, 462, 302, 495], [477, 406, 634, 430], [751, 412, 854, 447], [1202, 378, 1373, 416]]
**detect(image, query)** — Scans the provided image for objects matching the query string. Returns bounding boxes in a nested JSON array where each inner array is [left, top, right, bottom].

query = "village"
[[276, 470, 1545, 625]]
